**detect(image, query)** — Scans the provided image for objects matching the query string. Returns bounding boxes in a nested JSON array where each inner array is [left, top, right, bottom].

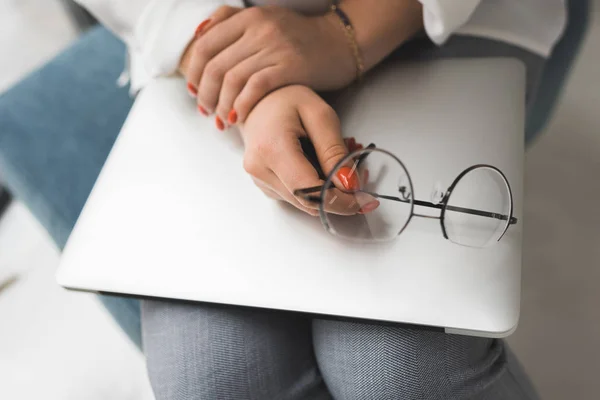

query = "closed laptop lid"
[[57, 58, 525, 337]]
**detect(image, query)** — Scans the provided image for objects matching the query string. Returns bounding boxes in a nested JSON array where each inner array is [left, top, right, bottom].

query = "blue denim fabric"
[[0, 27, 140, 348]]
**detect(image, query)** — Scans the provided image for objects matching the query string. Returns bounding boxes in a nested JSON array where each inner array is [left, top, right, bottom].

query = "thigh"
[[0, 26, 133, 250], [313, 319, 538, 400], [0, 26, 140, 347], [142, 300, 331, 400]]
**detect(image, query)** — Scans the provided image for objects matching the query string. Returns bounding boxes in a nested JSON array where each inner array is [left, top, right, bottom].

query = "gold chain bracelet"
[[329, 2, 365, 81]]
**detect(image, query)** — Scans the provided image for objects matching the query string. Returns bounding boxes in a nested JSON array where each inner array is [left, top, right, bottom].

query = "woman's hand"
[[240, 85, 376, 216], [179, 5, 355, 128]]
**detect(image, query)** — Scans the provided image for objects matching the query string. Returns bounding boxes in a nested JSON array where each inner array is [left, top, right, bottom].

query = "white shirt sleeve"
[[418, 0, 482, 45], [75, 0, 244, 90]]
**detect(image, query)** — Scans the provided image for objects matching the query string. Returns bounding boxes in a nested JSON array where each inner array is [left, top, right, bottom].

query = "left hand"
[[180, 5, 356, 127]]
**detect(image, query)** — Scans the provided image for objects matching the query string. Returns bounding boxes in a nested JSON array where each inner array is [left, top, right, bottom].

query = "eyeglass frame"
[[293, 145, 517, 244]]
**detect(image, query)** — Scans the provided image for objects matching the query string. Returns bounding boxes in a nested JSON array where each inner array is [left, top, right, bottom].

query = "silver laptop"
[[57, 58, 525, 337]]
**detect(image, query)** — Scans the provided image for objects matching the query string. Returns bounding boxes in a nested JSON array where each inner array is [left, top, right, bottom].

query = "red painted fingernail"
[[198, 105, 208, 116], [187, 82, 197, 96], [336, 166, 360, 190], [195, 19, 212, 36], [227, 109, 238, 124], [355, 144, 364, 150], [215, 116, 225, 131], [348, 138, 356, 148], [358, 200, 380, 215]]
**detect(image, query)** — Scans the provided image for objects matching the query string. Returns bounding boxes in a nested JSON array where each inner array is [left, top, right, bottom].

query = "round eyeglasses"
[[294, 145, 517, 248]]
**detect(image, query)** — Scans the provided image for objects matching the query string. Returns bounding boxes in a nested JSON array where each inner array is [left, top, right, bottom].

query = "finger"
[[297, 98, 348, 176], [252, 178, 282, 200], [185, 14, 246, 101], [272, 139, 362, 216], [215, 52, 275, 125], [269, 178, 320, 216], [198, 46, 268, 124], [260, 171, 320, 216], [233, 66, 286, 123], [180, 6, 242, 79], [296, 97, 379, 214], [244, 153, 317, 215]]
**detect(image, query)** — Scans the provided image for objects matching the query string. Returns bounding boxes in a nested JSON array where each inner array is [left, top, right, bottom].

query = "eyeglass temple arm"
[[378, 194, 518, 225], [293, 187, 517, 225], [294, 186, 324, 203]]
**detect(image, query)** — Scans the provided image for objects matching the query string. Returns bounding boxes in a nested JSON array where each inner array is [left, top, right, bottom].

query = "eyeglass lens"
[[322, 149, 413, 241], [443, 167, 511, 247]]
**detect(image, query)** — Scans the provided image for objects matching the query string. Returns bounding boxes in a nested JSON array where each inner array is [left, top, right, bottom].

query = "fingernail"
[[336, 166, 360, 190], [358, 200, 380, 215], [198, 105, 208, 116], [348, 138, 356, 148], [215, 116, 225, 131], [355, 144, 364, 150], [227, 109, 238, 124], [195, 19, 212, 36], [187, 82, 197, 96]]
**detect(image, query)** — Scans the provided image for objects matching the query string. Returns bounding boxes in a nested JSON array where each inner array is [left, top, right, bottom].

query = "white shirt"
[[74, 0, 566, 91]]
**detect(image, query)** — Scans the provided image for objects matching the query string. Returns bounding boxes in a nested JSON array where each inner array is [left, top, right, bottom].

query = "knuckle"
[[321, 143, 348, 169], [245, 6, 266, 20], [223, 70, 244, 90], [261, 20, 281, 37], [314, 103, 337, 122], [204, 62, 225, 82], [215, 5, 234, 16], [255, 137, 276, 158], [248, 73, 272, 94], [243, 155, 261, 176]]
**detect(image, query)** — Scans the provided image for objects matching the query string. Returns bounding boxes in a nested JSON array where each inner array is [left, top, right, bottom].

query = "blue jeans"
[[0, 26, 550, 398], [0, 27, 141, 348]]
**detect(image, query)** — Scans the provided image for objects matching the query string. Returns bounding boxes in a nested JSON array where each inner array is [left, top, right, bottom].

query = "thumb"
[[297, 89, 379, 215], [297, 97, 348, 176]]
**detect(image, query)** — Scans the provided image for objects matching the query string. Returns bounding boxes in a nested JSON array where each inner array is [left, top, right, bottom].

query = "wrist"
[[337, 0, 424, 71], [318, 13, 360, 84]]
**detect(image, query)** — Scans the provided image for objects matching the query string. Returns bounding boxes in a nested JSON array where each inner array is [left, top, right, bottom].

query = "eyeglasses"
[[294, 144, 517, 247]]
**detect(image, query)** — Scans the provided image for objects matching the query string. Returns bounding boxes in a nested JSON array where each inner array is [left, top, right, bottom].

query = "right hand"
[[179, 5, 355, 128], [240, 85, 378, 216]]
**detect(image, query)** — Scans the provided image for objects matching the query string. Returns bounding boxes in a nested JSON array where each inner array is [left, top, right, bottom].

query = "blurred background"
[[0, 1, 598, 399]]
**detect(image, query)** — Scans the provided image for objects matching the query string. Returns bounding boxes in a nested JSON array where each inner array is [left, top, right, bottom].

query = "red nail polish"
[[198, 105, 208, 116], [355, 144, 364, 151], [195, 19, 212, 36], [336, 166, 360, 190], [215, 116, 225, 131], [187, 82, 197, 96], [347, 138, 356, 148], [227, 109, 238, 124], [358, 200, 380, 215]]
